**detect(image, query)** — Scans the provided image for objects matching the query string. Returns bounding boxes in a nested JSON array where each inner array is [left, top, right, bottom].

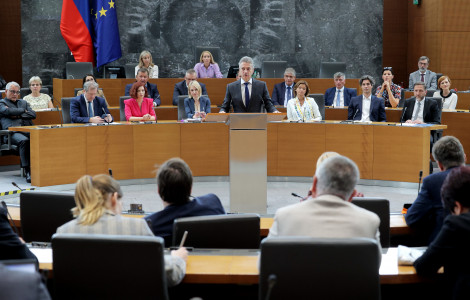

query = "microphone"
[[291, 193, 303, 199], [1, 201, 19, 235], [418, 170, 423, 193], [102, 107, 111, 124], [108, 168, 113, 177], [264, 274, 277, 300], [400, 106, 407, 125], [56, 105, 64, 127], [12, 182, 25, 191], [352, 108, 359, 122]]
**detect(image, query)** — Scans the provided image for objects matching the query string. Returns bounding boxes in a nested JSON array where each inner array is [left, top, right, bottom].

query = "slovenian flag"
[[60, 0, 122, 70]]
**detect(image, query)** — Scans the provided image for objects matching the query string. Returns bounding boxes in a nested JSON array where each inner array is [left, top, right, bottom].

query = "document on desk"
[[29, 247, 53, 264]]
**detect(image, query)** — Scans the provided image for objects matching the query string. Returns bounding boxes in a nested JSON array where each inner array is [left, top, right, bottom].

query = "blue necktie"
[[244, 82, 250, 108], [88, 101, 93, 118], [286, 86, 292, 104], [336, 90, 341, 106]]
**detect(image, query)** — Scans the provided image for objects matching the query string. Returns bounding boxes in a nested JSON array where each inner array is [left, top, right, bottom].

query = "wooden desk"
[[8, 205, 410, 238], [324, 107, 470, 164], [53, 78, 360, 108], [30, 247, 433, 285], [10, 121, 444, 186]]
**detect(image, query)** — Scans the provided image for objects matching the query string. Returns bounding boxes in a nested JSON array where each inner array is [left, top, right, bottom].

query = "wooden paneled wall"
[[407, 0, 470, 91], [0, 0, 22, 84]]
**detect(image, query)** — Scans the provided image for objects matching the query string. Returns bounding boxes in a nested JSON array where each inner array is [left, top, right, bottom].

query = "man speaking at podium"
[[219, 56, 279, 113]]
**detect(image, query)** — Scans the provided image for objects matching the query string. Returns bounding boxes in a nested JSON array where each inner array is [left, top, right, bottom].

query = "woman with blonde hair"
[[194, 50, 223, 78], [184, 80, 211, 119], [57, 174, 187, 287], [433, 75, 458, 110], [23, 76, 54, 111], [135, 50, 158, 78]]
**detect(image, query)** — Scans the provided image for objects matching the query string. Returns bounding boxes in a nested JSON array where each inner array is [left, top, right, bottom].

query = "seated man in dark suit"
[[324, 72, 357, 107], [405, 136, 466, 245], [219, 56, 279, 113], [70, 81, 113, 123], [0, 205, 37, 261], [347, 75, 386, 122], [271, 67, 296, 106], [172, 69, 208, 106], [0, 82, 36, 183], [145, 158, 226, 246], [125, 68, 161, 106], [402, 82, 440, 124]]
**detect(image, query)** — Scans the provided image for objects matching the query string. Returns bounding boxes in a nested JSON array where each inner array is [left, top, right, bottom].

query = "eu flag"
[[60, 0, 122, 70]]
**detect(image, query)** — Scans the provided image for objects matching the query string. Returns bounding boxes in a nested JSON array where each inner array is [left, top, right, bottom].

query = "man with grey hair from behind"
[[220, 56, 279, 113], [268, 155, 381, 250], [406, 136, 466, 245]]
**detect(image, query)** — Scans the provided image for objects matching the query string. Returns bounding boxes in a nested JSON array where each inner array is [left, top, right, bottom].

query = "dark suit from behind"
[[125, 82, 161, 106], [0, 207, 37, 261], [145, 193, 226, 246], [405, 168, 453, 244], [402, 97, 440, 124], [220, 79, 277, 113], [0, 264, 51, 300], [271, 82, 295, 106], [173, 80, 208, 106], [324, 87, 357, 106], [70, 94, 112, 123], [414, 212, 470, 299], [347, 95, 386, 122]]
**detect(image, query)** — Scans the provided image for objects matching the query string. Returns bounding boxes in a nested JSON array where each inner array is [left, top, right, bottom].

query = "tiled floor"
[[0, 165, 424, 214]]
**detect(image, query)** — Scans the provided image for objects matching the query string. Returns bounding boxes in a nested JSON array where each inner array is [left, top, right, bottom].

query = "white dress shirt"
[[333, 87, 345, 107], [361, 95, 372, 122], [412, 98, 426, 122]]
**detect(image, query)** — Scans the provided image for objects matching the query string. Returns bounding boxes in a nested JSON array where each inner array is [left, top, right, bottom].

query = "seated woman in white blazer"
[[286, 80, 322, 122]]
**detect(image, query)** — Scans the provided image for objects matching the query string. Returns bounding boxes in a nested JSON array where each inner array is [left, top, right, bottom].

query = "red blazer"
[[124, 98, 156, 121]]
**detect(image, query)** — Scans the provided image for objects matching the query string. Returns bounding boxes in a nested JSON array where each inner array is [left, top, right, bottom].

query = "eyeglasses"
[[8, 90, 20, 94], [383, 67, 392, 70]]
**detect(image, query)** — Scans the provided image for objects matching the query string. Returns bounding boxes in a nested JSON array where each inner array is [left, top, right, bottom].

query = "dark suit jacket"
[[0, 207, 37, 261], [347, 95, 386, 122], [70, 94, 113, 123], [125, 82, 161, 106], [173, 80, 208, 106], [0, 98, 36, 130], [324, 87, 357, 106], [414, 211, 470, 299], [220, 79, 277, 113], [402, 97, 440, 124], [0, 264, 51, 299], [271, 82, 295, 106], [145, 193, 225, 246], [405, 168, 453, 245], [184, 96, 211, 118]]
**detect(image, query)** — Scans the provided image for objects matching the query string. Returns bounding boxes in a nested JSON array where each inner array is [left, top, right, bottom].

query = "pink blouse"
[[124, 98, 156, 121]]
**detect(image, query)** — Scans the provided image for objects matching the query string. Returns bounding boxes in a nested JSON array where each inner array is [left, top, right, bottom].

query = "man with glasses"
[[172, 69, 208, 106], [0, 82, 36, 183], [409, 56, 437, 90]]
